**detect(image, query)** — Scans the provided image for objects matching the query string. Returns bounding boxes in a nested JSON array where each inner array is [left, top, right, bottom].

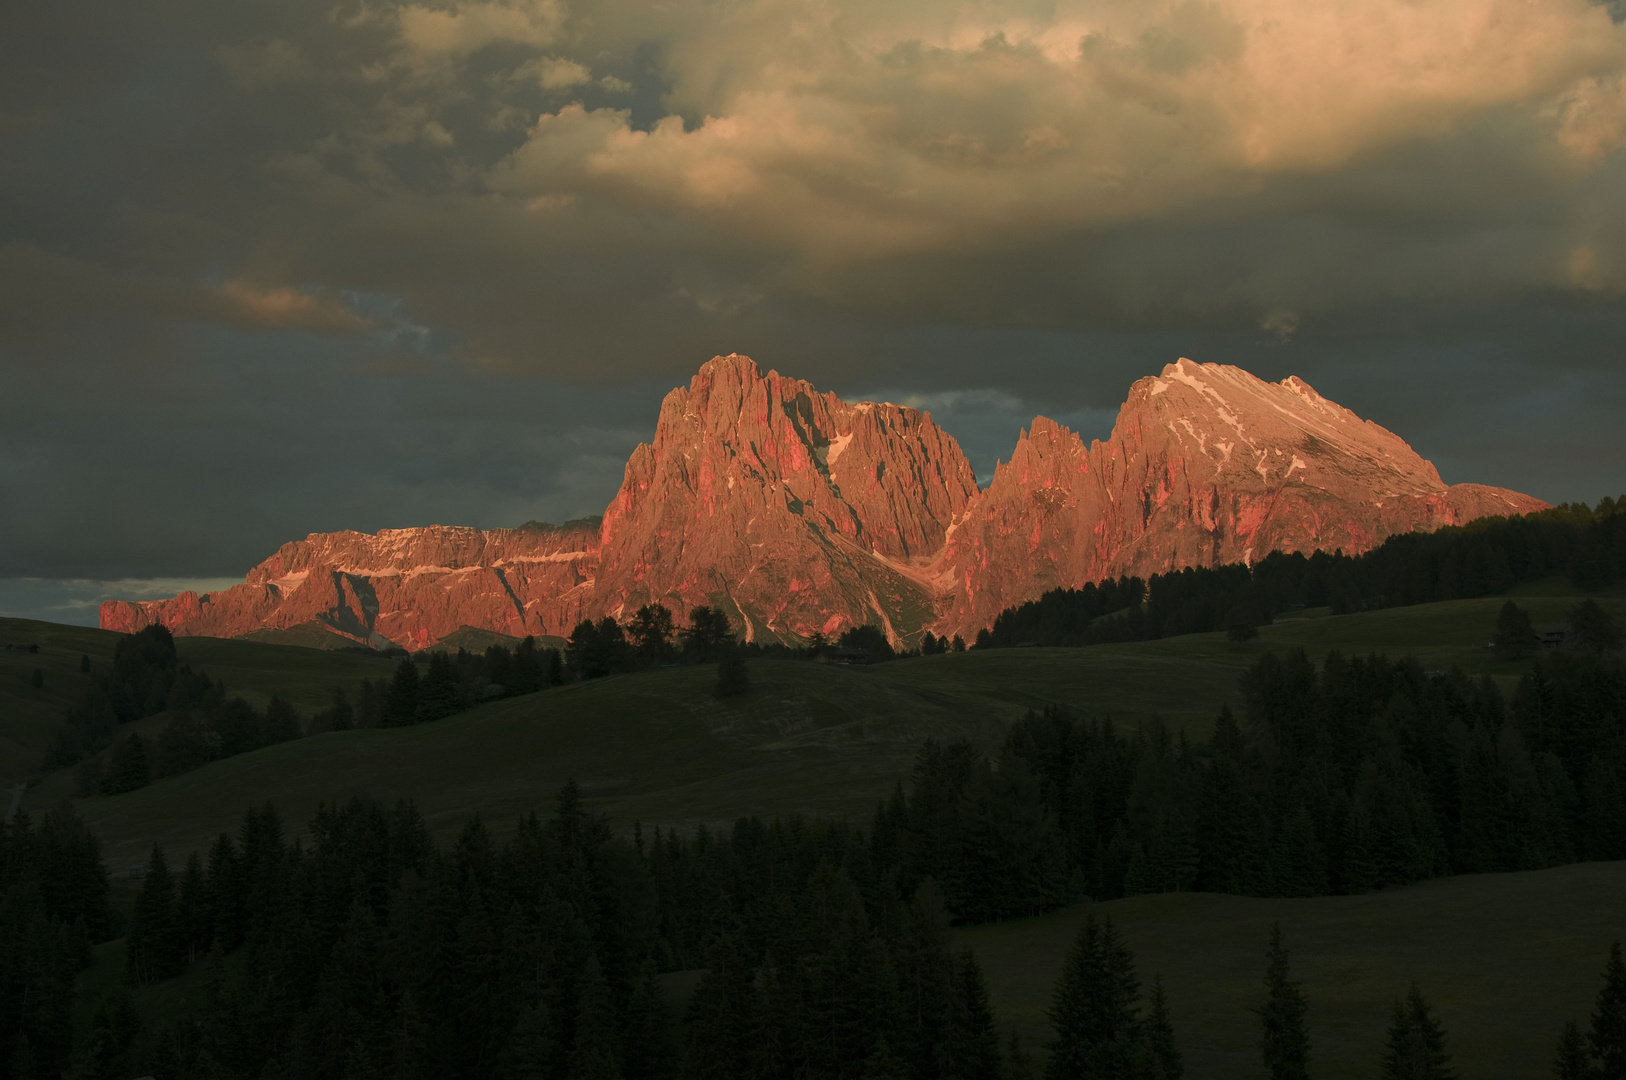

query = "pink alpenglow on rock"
[[101, 355, 1549, 649]]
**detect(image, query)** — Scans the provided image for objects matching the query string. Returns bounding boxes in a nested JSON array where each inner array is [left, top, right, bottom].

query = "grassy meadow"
[[960, 860, 1626, 1080]]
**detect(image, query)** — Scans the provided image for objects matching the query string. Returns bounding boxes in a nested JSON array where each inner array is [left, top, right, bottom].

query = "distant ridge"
[[102, 355, 1549, 649]]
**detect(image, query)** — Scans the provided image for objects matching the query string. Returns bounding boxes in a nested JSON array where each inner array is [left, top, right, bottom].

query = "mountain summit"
[[102, 355, 1547, 647]]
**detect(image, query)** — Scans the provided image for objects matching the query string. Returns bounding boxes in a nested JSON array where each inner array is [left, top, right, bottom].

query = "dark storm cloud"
[[2, 0, 1625, 623]]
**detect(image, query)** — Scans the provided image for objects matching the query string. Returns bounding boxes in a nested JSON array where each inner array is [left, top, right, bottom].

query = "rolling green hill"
[[17, 580, 1623, 874], [0, 616, 398, 788], [960, 860, 1626, 1080]]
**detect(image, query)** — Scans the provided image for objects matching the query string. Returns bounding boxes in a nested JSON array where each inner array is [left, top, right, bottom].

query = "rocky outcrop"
[[101, 521, 601, 651], [930, 359, 1550, 634], [101, 355, 1549, 648]]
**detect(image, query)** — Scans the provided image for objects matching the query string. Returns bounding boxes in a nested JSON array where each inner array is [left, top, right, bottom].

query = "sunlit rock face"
[[101, 356, 1547, 648], [931, 358, 1548, 636]]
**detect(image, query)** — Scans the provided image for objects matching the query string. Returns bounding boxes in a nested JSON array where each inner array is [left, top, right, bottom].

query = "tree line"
[[870, 643, 1626, 923], [10, 789, 1624, 1080], [979, 496, 1626, 648]]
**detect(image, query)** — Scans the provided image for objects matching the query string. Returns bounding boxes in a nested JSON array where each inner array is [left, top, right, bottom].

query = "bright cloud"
[[486, 0, 1626, 260]]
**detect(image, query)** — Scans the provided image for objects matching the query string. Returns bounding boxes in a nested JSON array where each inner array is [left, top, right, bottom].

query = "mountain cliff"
[[101, 355, 1549, 648]]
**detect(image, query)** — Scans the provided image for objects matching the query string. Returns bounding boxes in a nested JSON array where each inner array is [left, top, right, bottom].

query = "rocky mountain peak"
[[103, 354, 1550, 650]]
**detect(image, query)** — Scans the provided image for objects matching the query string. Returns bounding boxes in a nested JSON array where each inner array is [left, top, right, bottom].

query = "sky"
[[3, 0, 1626, 626]]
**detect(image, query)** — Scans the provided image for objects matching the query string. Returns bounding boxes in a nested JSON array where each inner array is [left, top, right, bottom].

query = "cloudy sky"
[[4, 0, 1626, 624]]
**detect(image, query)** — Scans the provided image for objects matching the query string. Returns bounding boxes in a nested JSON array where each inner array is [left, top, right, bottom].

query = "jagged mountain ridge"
[[101, 355, 1549, 648]]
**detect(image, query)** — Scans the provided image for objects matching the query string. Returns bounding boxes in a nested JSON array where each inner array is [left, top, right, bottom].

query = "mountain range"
[[101, 355, 1548, 649]]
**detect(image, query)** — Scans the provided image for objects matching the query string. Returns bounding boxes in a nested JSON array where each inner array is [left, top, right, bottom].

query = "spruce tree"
[[684, 936, 755, 1080], [101, 733, 150, 795], [1270, 808, 1328, 898], [950, 952, 1003, 1080], [499, 1001, 555, 1080], [715, 646, 751, 697], [384, 658, 420, 726], [1553, 1020, 1589, 1080], [1046, 915, 1142, 1080], [30, 667, 42, 690], [1571, 600, 1622, 657], [128, 844, 181, 984], [178, 850, 210, 964], [1491, 601, 1540, 660], [1004, 1029, 1035, 1080], [1140, 976, 1182, 1079], [623, 964, 674, 1080], [1258, 925, 1310, 1080], [1589, 941, 1626, 1078], [1380, 985, 1454, 1080], [414, 652, 462, 722]]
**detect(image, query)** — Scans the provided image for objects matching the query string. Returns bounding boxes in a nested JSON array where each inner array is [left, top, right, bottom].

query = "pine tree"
[[1046, 915, 1142, 1080], [128, 844, 181, 984], [1380, 985, 1454, 1080], [715, 646, 751, 697], [1571, 600, 1622, 657], [1258, 925, 1310, 1080], [1004, 1029, 1035, 1080], [1270, 808, 1328, 898], [1553, 1020, 1590, 1080], [261, 695, 302, 743], [499, 1001, 555, 1080], [950, 952, 1003, 1080], [1491, 601, 1540, 660], [101, 733, 150, 795], [623, 964, 674, 1080], [1140, 976, 1182, 1079], [385, 658, 420, 726], [629, 604, 677, 665], [414, 652, 463, 721], [178, 850, 210, 964], [1589, 941, 1626, 1078], [684, 936, 755, 1080]]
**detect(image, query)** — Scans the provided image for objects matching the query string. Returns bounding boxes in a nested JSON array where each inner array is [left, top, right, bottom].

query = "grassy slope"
[[23, 582, 1626, 872], [961, 860, 1626, 1080], [0, 619, 119, 788], [0, 616, 398, 787]]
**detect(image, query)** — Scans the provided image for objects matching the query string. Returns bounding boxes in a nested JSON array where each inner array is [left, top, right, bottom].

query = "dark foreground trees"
[[1380, 986, 1455, 1080], [1553, 941, 1626, 1079], [1259, 925, 1310, 1080], [62, 786, 1008, 1080], [1045, 915, 1180, 1080]]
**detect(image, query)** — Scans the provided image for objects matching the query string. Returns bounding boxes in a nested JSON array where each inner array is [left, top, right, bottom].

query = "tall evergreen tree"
[[414, 652, 462, 722], [1380, 985, 1454, 1080], [1571, 600, 1623, 657], [1491, 601, 1540, 660], [1553, 1020, 1589, 1080], [629, 605, 677, 665], [1004, 1029, 1035, 1080], [1589, 941, 1626, 1079], [1046, 915, 1142, 1080], [1258, 925, 1310, 1080], [715, 646, 751, 697], [101, 733, 150, 795], [128, 844, 181, 984], [384, 658, 420, 726], [950, 952, 1003, 1080], [1139, 976, 1182, 1079]]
